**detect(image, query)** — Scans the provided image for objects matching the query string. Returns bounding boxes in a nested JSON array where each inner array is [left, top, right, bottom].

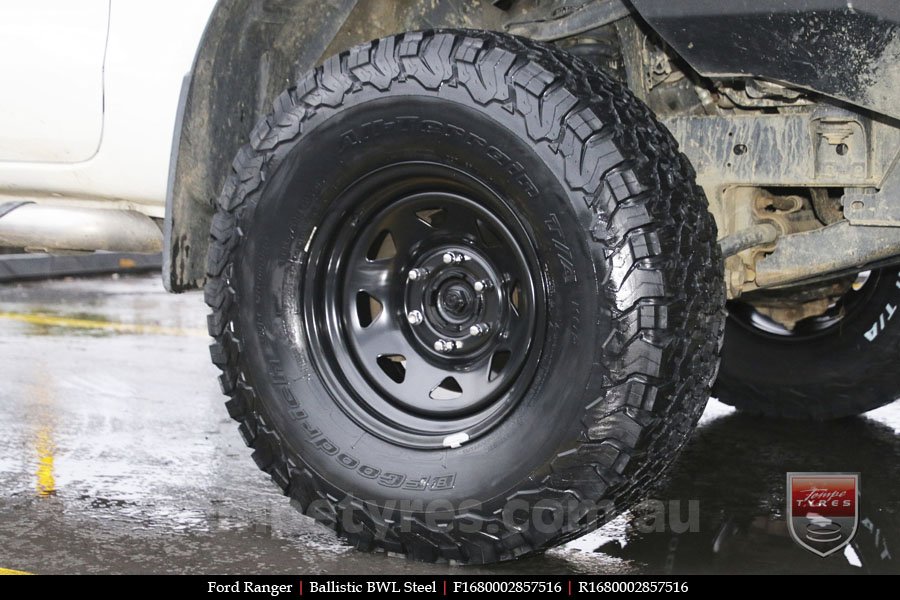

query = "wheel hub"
[[438, 280, 473, 320], [336, 193, 534, 417], [404, 246, 506, 358]]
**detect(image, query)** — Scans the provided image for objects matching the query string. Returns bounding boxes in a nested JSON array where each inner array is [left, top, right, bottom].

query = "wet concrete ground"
[[0, 274, 897, 575]]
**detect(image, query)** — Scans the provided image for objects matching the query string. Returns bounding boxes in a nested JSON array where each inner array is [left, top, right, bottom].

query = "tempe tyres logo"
[[787, 472, 859, 557]]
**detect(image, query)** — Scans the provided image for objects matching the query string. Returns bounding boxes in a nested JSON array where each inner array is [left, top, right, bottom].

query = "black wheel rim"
[[302, 163, 545, 448], [728, 270, 881, 340]]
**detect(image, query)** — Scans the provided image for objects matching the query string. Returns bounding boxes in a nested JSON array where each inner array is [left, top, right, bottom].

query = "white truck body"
[[0, 0, 216, 218]]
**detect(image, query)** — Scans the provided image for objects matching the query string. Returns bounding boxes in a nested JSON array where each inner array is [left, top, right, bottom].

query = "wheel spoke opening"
[[366, 230, 397, 260], [415, 208, 447, 228], [355, 291, 383, 327], [475, 218, 502, 248], [510, 282, 522, 317], [377, 354, 407, 383], [489, 350, 511, 381], [430, 376, 462, 400]]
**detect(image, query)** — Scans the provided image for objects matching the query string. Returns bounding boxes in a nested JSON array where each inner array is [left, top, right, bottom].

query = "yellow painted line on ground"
[[0, 312, 207, 338], [0, 568, 32, 575], [35, 425, 56, 498]]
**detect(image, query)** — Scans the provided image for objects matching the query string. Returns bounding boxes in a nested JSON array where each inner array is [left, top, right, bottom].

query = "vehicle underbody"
[[161, 0, 900, 325]]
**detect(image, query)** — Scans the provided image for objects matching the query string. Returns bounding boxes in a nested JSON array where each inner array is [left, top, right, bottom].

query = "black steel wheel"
[[205, 29, 724, 563], [716, 267, 900, 419], [306, 165, 543, 447]]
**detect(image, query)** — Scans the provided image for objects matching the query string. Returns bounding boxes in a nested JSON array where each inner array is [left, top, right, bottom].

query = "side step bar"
[[0, 203, 162, 254]]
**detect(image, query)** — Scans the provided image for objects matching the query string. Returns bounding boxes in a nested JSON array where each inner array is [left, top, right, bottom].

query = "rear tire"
[[205, 29, 724, 563], [716, 268, 900, 419]]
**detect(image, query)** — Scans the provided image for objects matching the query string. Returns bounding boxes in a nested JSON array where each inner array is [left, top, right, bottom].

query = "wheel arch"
[[163, 0, 509, 292]]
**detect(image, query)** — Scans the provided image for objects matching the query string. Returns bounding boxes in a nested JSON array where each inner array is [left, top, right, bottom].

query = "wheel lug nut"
[[469, 323, 491, 337], [407, 268, 429, 281], [406, 310, 424, 325], [442, 252, 469, 265], [434, 339, 459, 352], [473, 279, 492, 293]]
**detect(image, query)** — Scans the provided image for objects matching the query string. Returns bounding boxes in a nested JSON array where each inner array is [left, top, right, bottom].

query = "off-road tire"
[[205, 29, 725, 563], [716, 268, 900, 420]]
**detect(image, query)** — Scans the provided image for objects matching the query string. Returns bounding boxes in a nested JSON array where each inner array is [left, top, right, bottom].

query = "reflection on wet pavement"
[[597, 413, 898, 574], [0, 274, 897, 574]]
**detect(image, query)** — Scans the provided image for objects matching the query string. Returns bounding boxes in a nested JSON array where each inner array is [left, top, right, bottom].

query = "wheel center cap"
[[438, 281, 475, 321]]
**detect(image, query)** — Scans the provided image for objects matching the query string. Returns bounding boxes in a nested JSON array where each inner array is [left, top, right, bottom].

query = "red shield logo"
[[787, 472, 859, 557]]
